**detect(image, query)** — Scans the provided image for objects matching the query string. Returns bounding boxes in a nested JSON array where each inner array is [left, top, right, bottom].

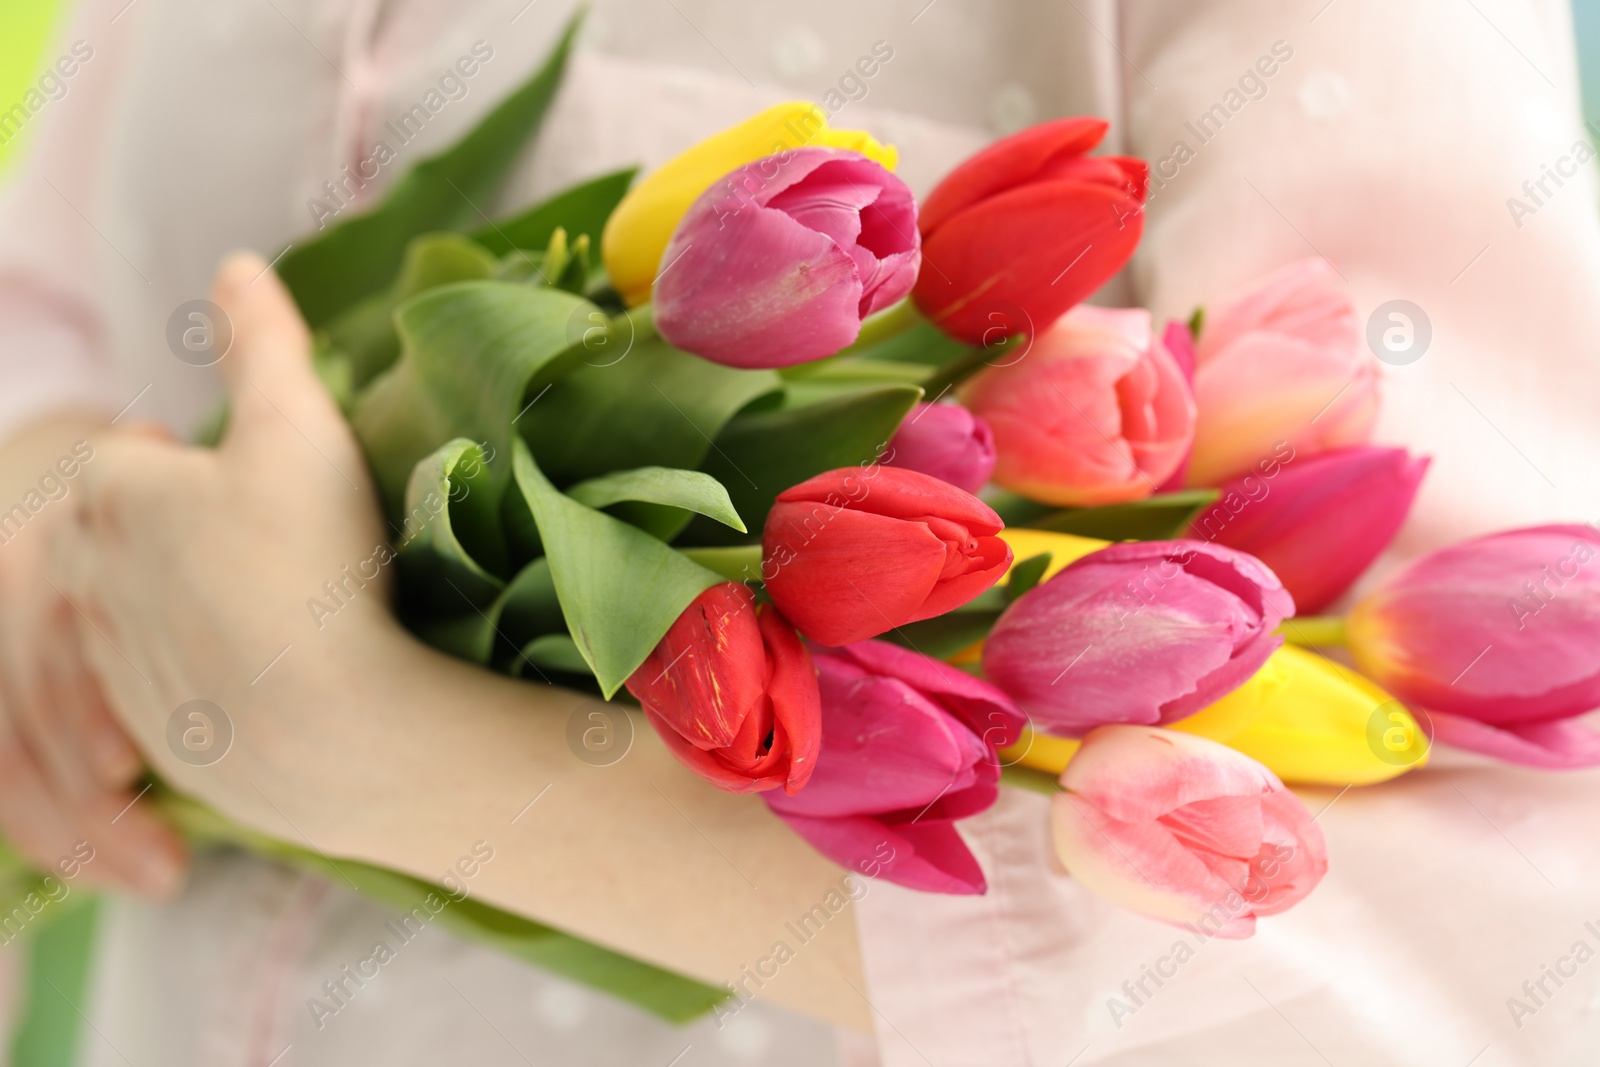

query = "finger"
[[210, 252, 351, 454], [0, 709, 182, 897]]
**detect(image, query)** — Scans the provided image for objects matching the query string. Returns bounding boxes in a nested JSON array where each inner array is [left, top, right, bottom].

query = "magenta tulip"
[[1348, 524, 1600, 766], [884, 402, 997, 494], [1190, 446, 1429, 613], [1052, 725, 1328, 938], [982, 540, 1294, 736], [765, 640, 1024, 894], [1187, 258, 1377, 486], [653, 147, 920, 368], [959, 305, 1196, 507]]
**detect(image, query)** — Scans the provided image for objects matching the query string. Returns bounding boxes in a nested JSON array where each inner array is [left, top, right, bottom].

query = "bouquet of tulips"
[[14, 8, 1600, 1022]]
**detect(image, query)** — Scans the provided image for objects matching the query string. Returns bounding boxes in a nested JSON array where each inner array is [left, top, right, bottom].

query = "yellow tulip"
[[600, 102, 898, 307], [1000, 645, 1428, 786]]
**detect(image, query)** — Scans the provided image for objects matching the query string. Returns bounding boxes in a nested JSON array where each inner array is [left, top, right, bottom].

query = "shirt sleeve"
[[0, 0, 136, 439]]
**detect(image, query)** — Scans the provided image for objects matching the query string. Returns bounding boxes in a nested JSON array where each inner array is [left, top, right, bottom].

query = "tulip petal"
[[1348, 524, 1600, 724], [1426, 709, 1600, 769], [764, 504, 947, 646], [915, 179, 1144, 344], [776, 464, 1003, 532], [831, 639, 1026, 748], [918, 116, 1110, 237], [768, 810, 988, 894]]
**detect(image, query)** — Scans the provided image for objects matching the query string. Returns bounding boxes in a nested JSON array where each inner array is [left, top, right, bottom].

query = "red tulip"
[[765, 640, 1024, 894], [762, 466, 1012, 646], [625, 582, 820, 793], [1190, 446, 1429, 613], [912, 117, 1147, 344]]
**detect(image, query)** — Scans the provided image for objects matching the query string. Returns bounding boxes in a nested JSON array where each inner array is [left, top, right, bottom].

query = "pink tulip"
[[765, 640, 1025, 894], [1348, 524, 1600, 767], [1190, 446, 1429, 613], [982, 540, 1294, 736], [959, 306, 1196, 507], [654, 147, 920, 368], [1187, 258, 1377, 486], [1154, 319, 1198, 491], [1052, 725, 1328, 938], [884, 402, 997, 494]]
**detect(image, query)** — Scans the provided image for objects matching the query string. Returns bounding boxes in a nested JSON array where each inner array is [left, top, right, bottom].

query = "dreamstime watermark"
[[814, 40, 895, 117], [0, 841, 95, 947], [1147, 40, 1295, 202], [0, 41, 93, 149], [711, 850, 894, 1029], [1185, 441, 1297, 545], [306, 840, 495, 1030], [0, 440, 96, 547], [565, 697, 635, 766], [1365, 299, 1431, 366], [1506, 134, 1598, 229], [166, 699, 233, 767], [306, 42, 496, 230]]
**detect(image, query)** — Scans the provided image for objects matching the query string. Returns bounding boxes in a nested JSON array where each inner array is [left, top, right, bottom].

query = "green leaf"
[[395, 440, 507, 624], [470, 167, 637, 258], [1006, 552, 1053, 601], [879, 610, 1001, 661], [686, 384, 922, 546], [510, 440, 723, 697], [998, 489, 1221, 541], [277, 10, 585, 326], [324, 233, 500, 388], [838, 315, 977, 368], [567, 466, 745, 541], [412, 556, 568, 667], [520, 633, 594, 676], [151, 783, 727, 1023], [520, 329, 781, 485], [352, 281, 595, 518]]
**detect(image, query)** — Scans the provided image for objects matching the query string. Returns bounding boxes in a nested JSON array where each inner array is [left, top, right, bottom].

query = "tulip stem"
[[1000, 764, 1064, 797], [845, 297, 925, 352], [1278, 615, 1348, 648], [681, 544, 765, 584], [920, 335, 1024, 397]]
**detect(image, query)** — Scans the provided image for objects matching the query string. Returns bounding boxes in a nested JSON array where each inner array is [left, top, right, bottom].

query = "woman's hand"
[[46, 254, 402, 832], [0, 416, 186, 895], [48, 254, 869, 1028]]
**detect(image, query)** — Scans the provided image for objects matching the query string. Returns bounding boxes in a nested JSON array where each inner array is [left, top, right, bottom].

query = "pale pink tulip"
[[1052, 725, 1328, 938], [1187, 258, 1377, 486], [960, 306, 1195, 507]]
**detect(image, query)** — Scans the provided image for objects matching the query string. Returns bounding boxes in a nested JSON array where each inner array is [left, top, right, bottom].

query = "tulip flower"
[[1005, 646, 1428, 786], [884, 402, 997, 494], [1190, 446, 1429, 613], [1347, 524, 1600, 767], [765, 640, 1024, 894], [959, 306, 1196, 507], [763, 466, 1011, 646], [1169, 645, 1427, 784], [1052, 725, 1328, 938], [625, 582, 820, 793], [982, 539, 1293, 735], [1187, 258, 1378, 486], [912, 117, 1147, 343], [651, 148, 920, 369], [602, 101, 897, 306]]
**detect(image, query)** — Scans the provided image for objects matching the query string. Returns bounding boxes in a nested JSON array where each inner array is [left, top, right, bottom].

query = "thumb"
[[210, 251, 351, 456]]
